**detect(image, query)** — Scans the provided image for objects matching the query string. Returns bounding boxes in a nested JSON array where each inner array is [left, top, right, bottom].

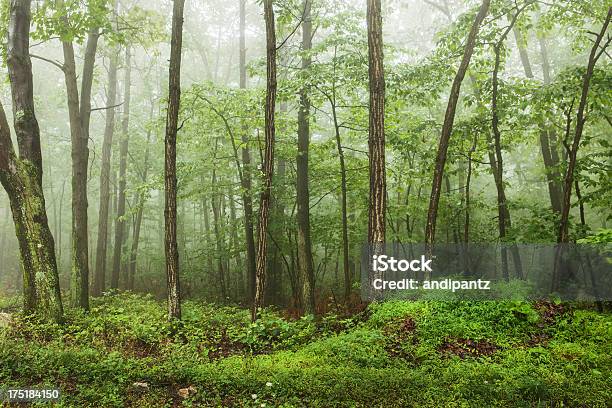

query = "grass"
[[0, 293, 610, 407]]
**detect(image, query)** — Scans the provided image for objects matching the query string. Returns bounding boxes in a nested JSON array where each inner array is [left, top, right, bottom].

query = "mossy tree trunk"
[[0, 0, 63, 323]]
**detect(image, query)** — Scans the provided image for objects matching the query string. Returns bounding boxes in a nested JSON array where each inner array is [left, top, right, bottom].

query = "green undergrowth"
[[0, 293, 610, 407]]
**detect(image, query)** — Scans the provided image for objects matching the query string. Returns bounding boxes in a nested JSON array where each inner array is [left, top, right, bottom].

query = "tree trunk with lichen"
[[0, 0, 63, 323]]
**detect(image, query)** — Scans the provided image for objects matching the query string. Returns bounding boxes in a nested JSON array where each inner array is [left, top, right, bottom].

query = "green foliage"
[[1, 294, 610, 407], [578, 229, 612, 244]]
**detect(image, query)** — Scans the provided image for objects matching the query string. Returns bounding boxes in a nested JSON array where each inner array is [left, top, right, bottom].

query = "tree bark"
[[0, 0, 63, 322], [253, 0, 277, 321], [425, 0, 489, 247], [367, 0, 387, 296], [93, 48, 119, 296], [239, 0, 257, 303], [296, 0, 316, 315], [165, 0, 186, 320], [111, 47, 132, 289]]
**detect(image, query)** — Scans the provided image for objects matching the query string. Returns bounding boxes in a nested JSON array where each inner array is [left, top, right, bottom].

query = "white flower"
[[260, 404, 266, 408], [266, 382, 273, 387], [251, 394, 258, 400], [484, 380, 489, 384]]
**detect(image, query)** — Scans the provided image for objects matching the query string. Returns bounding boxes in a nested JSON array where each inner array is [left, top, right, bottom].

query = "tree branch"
[[29, 53, 65, 72]]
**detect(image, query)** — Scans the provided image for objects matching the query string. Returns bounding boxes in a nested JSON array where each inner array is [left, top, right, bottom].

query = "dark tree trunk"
[[367, 0, 387, 296], [165, 0, 186, 320], [93, 48, 119, 296], [111, 47, 132, 289], [296, 0, 316, 315], [0, 0, 63, 322], [240, 0, 257, 303], [253, 0, 277, 321], [425, 0, 489, 247]]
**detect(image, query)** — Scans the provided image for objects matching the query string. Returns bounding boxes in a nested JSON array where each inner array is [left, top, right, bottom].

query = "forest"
[[0, 0, 610, 406]]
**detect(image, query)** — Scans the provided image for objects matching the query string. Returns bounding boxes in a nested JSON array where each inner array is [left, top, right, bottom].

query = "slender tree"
[[164, 0, 186, 320], [425, 0, 490, 247], [367, 0, 386, 296], [0, 0, 63, 322], [253, 0, 277, 321]]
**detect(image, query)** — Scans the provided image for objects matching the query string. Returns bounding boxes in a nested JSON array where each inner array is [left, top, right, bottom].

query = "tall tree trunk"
[[111, 47, 132, 289], [296, 0, 316, 315], [239, 0, 257, 303], [93, 48, 119, 296], [165, 0, 186, 320], [0, 0, 63, 322], [425, 0, 490, 247], [253, 0, 277, 321], [367, 0, 387, 296]]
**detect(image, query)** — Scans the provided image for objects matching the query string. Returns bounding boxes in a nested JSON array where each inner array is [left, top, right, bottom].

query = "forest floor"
[[0, 293, 610, 407]]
